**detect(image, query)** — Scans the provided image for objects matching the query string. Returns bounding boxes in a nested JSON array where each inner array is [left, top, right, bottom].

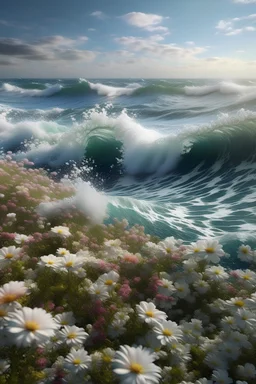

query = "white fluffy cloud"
[[122, 12, 169, 33], [90, 11, 106, 19], [115, 35, 206, 58], [216, 14, 256, 35]]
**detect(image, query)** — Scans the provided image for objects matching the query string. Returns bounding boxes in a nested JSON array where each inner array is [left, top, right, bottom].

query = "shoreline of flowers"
[[1, 159, 256, 384]]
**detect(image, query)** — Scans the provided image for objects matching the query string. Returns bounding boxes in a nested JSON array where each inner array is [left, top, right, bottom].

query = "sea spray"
[[37, 178, 108, 224]]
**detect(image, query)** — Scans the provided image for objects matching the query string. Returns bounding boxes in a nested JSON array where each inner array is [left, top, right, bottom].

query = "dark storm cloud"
[[0, 58, 16, 65], [0, 37, 96, 62]]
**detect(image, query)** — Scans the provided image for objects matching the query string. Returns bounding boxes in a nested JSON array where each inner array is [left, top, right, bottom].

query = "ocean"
[[0, 78, 256, 264]]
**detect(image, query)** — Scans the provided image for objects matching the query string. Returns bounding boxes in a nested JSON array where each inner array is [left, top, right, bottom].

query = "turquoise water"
[[0, 78, 256, 263]]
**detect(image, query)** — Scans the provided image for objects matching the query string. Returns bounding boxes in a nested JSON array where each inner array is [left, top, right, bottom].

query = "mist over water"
[[1, 78, 256, 262]]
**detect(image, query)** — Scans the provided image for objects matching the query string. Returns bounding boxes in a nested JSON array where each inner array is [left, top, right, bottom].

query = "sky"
[[0, 0, 256, 78]]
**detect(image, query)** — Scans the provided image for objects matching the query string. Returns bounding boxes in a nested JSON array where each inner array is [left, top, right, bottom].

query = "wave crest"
[[0, 83, 63, 97]]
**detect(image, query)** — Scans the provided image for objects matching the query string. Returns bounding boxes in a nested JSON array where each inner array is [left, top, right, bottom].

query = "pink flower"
[[123, 254, 139, 264], [36, 358, 48, 369], [118, 283, 132, 299]]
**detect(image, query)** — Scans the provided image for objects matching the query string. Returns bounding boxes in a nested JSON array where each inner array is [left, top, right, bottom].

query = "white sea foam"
[[185, 81, 256, 96], [0, 83, 62, 97], [0, 112, 65, 151], [87, 80, 141, 97], [2, 107, 256, 175], [37, 178, 107, 224]]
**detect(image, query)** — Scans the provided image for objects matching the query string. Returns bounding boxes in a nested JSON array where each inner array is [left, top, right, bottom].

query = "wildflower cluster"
[[0, 159, 256, 384]]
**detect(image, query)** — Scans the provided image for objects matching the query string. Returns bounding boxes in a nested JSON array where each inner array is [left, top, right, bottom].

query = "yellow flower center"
[[0, 309, 7, 317], [73, 359, 81, 365], [177, 287, 184, 292], [47, 261, 54, 265], [130, 363, 144, 374], [214, 270, 221, 275], [25, 321, 40, 332], [103, 356, 112, 363], [65, 261, 73, 267], [194, 248, 200, 253], [145, 311, 154, 317], [95, 290, 101, 294], [60, 251, 66, 255], [205, 247, 215, 253], [235, 300, 244, 307], [5, 253, 13, 259], [105, 280, 113, 286], [243, 275, 250, 280], [166, 248, 172, 254], [61, 320, 68, 325], [242, 248, 248, 254], [67, 333, 77, 339], [57, 230, 63, 234], [163, 329, 173, 336], [1, 294, 18, 303]]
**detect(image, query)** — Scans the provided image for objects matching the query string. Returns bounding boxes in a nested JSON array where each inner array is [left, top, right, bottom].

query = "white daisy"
[[153, 320, 183, 345], [64, 347, 91, 373], [238, 245, 253, 262], [108, 320, 126, 338], [101, 348, 116, 363], [174, 281, 190, 298], [54, 312, 76, 327], [205, 266, 229, 281], [58, 325, 88, 346], [211, 369, 233, 384], [234, 308, 256, 330], [57, 248, 70, 256], [14, 234, 31, 244], [157, 237, 179, 256], [5, 306, 58, 347], [51, 226, 71, 237], [38, 255, 61, 269], [157, 279, 176, 296], [184, 240, 205, 258], [97, 271, 119, 290], [88, 282, 109, 301], [0, 281, 28, 305], [59, 254, 84, 272], [200, 239, 225, 263], [113, 345, 161, 384], [237, 363, 256, 379], [136, 301, 167, 325], [237, 270, 256, 286], [0, 246, 22, 266], [193, 279, 210, 294]]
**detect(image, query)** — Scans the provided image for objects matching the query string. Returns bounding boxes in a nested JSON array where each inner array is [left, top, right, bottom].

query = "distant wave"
[[185, 81, 256, 96], [86, 80, 141, 97], [0, 83, 63, 97], [2, 80, 255, 100]]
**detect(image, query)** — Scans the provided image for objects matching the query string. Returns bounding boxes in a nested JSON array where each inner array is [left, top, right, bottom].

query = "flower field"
[[0, 158, 256, 384]]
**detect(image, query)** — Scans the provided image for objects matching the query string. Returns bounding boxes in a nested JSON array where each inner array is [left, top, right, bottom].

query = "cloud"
[[0, 36, 96, 62], [0, 58, 16, 65], [233, 0, 256, 3], [216, 14, 256, 35], [115, 35, 206, 58], [0, 19, 30, 30], [91, 11, 106, 19], [122, 12, 169, 33], [88, 28, 96, 31]]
